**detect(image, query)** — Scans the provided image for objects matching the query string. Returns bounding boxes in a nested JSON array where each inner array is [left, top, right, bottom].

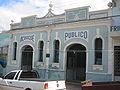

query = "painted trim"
[[92, 31, 105, 49], [92, 34, 105, 65]]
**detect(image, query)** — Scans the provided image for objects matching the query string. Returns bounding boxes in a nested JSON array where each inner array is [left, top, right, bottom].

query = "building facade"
[[109, 0, 120, 81], [0, 31, 9, 76], [6, 3, 117, 82]]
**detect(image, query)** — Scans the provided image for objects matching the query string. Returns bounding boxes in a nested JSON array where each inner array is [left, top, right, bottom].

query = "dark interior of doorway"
[[66, 44, 86, 82], [21, 45, 33, 70], [114, 46, 120, 76]]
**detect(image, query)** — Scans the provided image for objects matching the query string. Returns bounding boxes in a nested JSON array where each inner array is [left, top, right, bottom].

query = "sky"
[[0, 0, 112, 32]]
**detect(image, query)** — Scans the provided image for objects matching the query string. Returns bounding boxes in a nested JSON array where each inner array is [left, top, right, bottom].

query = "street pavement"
[[0, 85, 3, 90], [66, 82, 82, 90]]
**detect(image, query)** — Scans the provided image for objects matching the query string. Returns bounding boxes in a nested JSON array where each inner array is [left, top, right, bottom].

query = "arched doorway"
[[21, 45, 33, 70], [66, 44, 86, 82]]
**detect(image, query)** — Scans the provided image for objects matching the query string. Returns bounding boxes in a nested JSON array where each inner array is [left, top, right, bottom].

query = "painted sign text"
[[20, 35, 35, 42], [64, 31, 88, 41], [111, 26, 120, 32]]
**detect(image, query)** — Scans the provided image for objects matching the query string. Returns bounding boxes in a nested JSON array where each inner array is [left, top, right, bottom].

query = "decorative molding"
[[113, 39, 120, 46], [36, 61, 44, 67], [55, 32, 58, 40], [63, 41, 88, 71], [44, 11, 55, 18], [40, 33, 43, 40], [19, 43, 35, 68], [92, 65, 104, 70], [52, 63, 60, 68], [48, 69, 64, 71], [92, 34, 105, 49], [96, 28, 100, 37], [9, 19, 112, 34]]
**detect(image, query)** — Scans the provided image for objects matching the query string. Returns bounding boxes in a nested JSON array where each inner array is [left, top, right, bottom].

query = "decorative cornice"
[[9, 19, 112, 34]]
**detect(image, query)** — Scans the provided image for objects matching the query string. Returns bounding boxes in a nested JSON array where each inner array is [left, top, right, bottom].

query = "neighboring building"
[[6, 3, 118, 82], [0, 31, 9, 76], [109, 0, 120, 81]]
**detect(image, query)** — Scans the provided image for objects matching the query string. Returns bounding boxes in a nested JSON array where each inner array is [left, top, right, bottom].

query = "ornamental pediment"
[[10, 6, 110, 30], [44, 11, 55, 18]]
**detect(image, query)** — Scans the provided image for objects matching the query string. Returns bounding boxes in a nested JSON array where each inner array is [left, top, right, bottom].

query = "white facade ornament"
[[40, 33, 43, 40], [96, 28, 100, 38], [55, 32, 58, 40], [49, 2, 53, 12]]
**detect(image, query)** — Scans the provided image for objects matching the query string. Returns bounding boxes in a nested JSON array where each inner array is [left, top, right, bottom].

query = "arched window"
[[95, 38, 102, 65], [13, 42, 17, 60], [53, 40, 60, 63], [38, 41, 44, 62]]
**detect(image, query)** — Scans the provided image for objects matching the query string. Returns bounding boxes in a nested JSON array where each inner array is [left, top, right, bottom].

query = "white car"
[[0, 70, 66, 90]]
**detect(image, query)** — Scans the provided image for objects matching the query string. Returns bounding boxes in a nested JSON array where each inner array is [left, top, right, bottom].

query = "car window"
[[4, 72, 16, 79], [20, 71, 38, 78]]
